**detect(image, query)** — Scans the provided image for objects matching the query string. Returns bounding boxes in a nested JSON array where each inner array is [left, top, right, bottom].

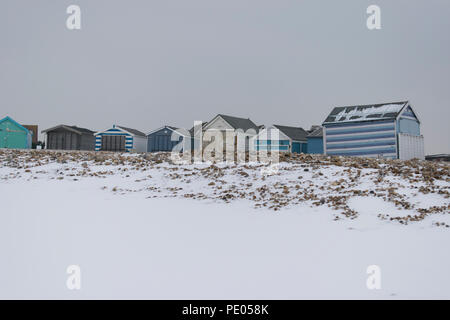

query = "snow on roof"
[[323, 101, 408, 124]]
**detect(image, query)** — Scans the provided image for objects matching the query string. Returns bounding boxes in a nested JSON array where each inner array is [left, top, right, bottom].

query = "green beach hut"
[[0, 116, 33, 149]]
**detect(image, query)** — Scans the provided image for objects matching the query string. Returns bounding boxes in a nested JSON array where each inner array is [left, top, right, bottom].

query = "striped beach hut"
[[94, 125, 147, 152], [322, 101, 424, 160], [254, 125, 308, 153]]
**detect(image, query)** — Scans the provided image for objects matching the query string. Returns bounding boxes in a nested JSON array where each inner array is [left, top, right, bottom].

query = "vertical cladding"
[[147, 127, 184, 152], [398, 133, 425, 160], [79, 133, 95, 151], [131, 135, 147, 152], [44, 127, 95, 151], [95, 128, 133, 152], [292, 141, 307, 153], [324, 120, 398, 158], [307, 137, 324, 154]]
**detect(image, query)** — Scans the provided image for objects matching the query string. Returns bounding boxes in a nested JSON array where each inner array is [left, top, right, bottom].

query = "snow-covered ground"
[[0, 149, 449, 299]]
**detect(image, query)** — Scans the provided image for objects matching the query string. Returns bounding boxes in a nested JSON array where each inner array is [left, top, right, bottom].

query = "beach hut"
[[254, 125, 308, 153], [147, 125, 190, 152], [322, 101, 424, 160], [202, 114, 261, 151], [306, 126, 324, 154], [94, 125, 147, 152], [42, 125, 95, 150], [0, 116, 32, 149]]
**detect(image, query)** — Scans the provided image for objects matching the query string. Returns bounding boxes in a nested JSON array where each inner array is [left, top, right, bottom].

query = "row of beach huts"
[[0, 100, 427, 160]]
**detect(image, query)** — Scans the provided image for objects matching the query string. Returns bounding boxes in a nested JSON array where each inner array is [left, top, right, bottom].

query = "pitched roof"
[[116, 125, 146, 137], [147, 125, 190, 137], [216, 114, 260, 132], [189, 121, 208, 136], [307, 127, 323, 138], [323, 101, 408, 124], [69, 125, 95, 134], [273, 125, 308, 142], [0, 116, 30, 133], [42, 125, 95, 135]]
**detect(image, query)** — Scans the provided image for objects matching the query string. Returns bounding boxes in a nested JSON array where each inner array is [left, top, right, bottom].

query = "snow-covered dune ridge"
[[1, 149, 448, 226]]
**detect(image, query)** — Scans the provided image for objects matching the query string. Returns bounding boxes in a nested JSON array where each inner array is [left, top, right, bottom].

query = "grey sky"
[[1, 0, 449, 154]]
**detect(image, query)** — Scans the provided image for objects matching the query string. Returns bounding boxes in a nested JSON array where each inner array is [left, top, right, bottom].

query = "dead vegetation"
[[1, 149, 449, 225]]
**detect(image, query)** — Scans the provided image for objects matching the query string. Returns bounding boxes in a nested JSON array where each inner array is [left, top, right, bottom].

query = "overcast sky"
[[1, 0, 449, 154]]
